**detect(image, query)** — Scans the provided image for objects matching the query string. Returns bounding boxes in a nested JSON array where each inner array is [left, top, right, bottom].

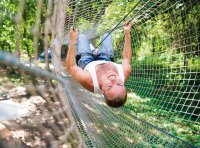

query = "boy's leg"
[[77, 34, 93, 69], [77, 34, 92, 55], [98, 34, 114, 58]]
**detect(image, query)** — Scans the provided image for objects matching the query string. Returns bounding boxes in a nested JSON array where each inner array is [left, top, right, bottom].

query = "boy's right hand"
[[69, 27, 78, 45]]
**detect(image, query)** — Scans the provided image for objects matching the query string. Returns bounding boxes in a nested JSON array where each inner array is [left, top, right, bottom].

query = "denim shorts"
[[76, 34, 114, 69], [77, 53, 113, 69]]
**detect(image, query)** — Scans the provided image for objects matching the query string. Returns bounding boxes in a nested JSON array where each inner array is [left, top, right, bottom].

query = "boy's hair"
[[104, 91, 127, 108]]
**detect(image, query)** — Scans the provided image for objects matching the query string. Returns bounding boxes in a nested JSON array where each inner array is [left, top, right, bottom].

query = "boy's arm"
[[66, 28, 93, 92], [122, 22, 132, 81]]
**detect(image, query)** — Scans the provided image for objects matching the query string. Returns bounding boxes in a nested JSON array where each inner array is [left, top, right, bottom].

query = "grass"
[[124, 92, 200, 147]]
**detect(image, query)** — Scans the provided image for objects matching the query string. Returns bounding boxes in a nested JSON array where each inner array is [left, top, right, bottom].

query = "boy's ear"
[[101, 90, 104, 94]]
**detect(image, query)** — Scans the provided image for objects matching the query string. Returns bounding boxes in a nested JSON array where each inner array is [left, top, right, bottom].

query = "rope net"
[[0, 0, 199, 147], [0, 53, 84, 147]]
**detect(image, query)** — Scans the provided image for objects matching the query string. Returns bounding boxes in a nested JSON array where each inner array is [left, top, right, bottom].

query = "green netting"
[[63, 0, 200, 147], [65, 77, 195, 147]]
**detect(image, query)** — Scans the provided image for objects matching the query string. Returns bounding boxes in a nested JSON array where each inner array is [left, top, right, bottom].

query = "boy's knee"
[[79, 34, 87, 39], [103, 34, 108, 38], [102, 34, 112, 42], [103, 33, 112, 37]]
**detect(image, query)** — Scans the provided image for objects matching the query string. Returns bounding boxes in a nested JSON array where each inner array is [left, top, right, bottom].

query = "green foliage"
[[0, 0, 18, 51], [0, 0, 46, 59], [77, 18, 95, 33], [96, 1, 139, 50]]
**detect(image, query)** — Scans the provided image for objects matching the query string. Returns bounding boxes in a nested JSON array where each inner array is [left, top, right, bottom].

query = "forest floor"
[[0, 66, 49, 147], [0, 64, 72, 148]]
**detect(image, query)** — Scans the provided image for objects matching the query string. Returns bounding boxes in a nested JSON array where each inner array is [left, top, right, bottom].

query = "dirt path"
[[0, 66, 73, 148]]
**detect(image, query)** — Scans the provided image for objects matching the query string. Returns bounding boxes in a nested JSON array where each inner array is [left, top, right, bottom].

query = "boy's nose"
[[109, 75, 115, 80]]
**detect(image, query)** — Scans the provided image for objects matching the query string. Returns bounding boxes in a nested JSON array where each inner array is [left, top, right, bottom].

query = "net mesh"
[[0, 0, 199, 147], [0, 52, 84, 148]]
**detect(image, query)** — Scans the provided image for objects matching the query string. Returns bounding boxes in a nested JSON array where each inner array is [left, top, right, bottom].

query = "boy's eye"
[[107, 85, 113, 90], [117, 83, 123, 86]]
